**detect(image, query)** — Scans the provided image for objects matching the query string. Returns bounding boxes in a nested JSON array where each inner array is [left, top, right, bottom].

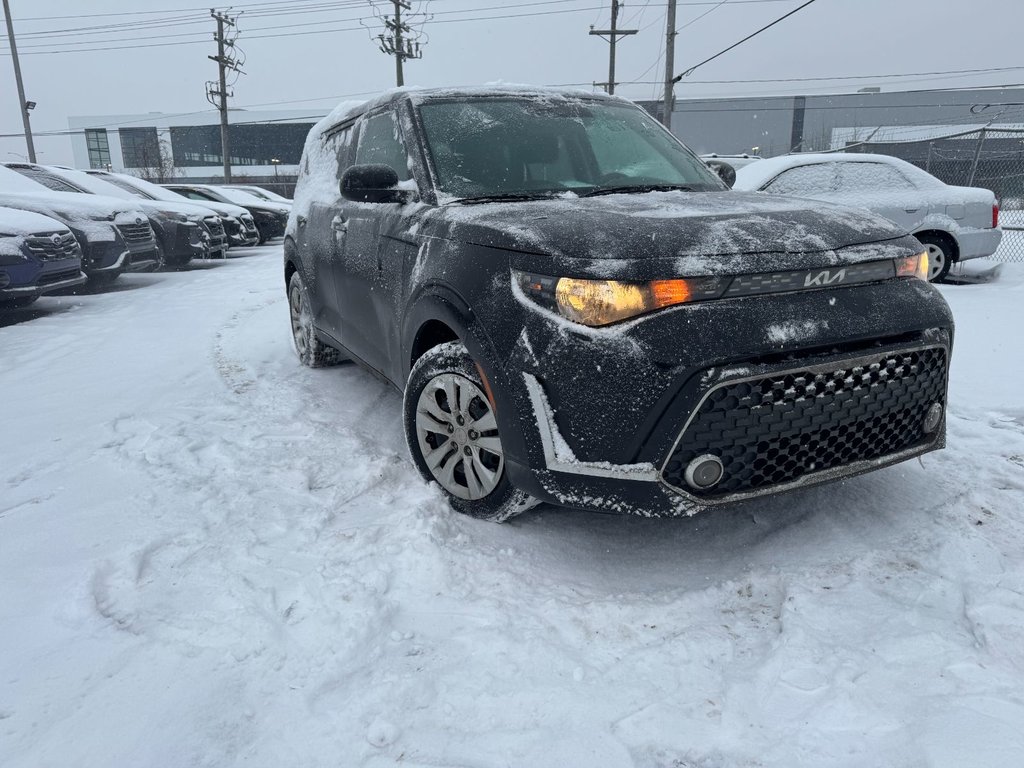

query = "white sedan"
[[733, 153, 1002, 282]]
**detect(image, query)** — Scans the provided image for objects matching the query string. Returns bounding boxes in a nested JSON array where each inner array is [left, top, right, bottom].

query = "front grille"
[[662, 346, 948, 499], [241, 216, 257, 233], [117, 221, 155, 244], [38, 266, 80, 285], [25, 232, 79, 261], [203, 217, 225, 239]]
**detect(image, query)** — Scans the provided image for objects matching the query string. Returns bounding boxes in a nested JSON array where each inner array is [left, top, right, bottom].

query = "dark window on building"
[[169, 123, 314, 167], [85, 128, 111, 169], [119, 127, 161, 168]]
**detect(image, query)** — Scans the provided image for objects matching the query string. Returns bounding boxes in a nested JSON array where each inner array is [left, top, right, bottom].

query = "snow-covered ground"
[[3, 246, 1024, 768]]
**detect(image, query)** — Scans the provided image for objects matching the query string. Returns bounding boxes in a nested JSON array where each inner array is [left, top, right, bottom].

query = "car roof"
[[734, 152, 924, 191], [315, 84, 628, 137]]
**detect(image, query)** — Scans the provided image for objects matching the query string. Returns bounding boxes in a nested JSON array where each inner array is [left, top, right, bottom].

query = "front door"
[[335, 109, 417, 377]]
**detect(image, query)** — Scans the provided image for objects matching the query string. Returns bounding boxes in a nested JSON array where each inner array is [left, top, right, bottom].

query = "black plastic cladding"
[[662, 347, 948, 497]]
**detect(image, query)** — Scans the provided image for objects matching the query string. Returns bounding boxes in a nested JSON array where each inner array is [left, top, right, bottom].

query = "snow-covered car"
[[285, 86, 953, 522], [222, 184, 292, 203], [164, 183, 289, 244], [0, 207, 86, 307], [6, 163, 207, 269], [86, 172, 258, 251], [733, 153, 1002, 282], [0, 164, 157, 285]]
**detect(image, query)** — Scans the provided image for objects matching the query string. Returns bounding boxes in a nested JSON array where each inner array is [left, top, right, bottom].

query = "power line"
[[675, 0, 820, 80]]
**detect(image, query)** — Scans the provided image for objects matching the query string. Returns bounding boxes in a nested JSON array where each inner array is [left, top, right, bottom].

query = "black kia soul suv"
[[285, 87, 953, 522]]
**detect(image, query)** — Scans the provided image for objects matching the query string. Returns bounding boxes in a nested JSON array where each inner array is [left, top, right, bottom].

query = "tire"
[[287, 270, 343, 367], [0, 296, 38, 309], [918, 233, 955, 283], [403, 341, 536, 522]]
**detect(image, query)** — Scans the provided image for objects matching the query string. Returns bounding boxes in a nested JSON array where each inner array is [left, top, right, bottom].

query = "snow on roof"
[[733, 152, 932, 191]]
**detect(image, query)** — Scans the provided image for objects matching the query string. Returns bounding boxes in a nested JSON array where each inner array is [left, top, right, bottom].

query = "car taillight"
[[993, 202, 1000, 229]]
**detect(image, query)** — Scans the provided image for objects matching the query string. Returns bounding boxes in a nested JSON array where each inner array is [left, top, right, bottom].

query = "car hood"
[[423, 190, 916, 275], [0, 190, 146, 222], [0, 206, 70, 236], [174, 199, 250, 218], [135, 199, 220, 218]]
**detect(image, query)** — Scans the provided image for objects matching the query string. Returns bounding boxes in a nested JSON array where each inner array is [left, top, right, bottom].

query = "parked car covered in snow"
[[164, 183, 289, 244], [0, 164, 157, 285], [223, 184, 292, 203], [86, 172, 258, 251], [733, 153, 1002, 282], [0, 207, 86, 307], [284, 86, 953, 522], [6, 163, 208, 269]]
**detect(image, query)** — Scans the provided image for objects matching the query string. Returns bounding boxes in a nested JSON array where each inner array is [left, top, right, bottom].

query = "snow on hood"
[[0, 189, 148, 242], [421, 190, 914, 276], [0, 206, 70, 236]]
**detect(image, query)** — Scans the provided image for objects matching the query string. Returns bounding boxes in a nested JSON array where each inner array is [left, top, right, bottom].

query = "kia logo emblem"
[[804, 268, 847, 287]]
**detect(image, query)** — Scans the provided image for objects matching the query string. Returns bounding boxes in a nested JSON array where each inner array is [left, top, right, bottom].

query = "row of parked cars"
[[701, 152, 1003, 282], [0, 164, 291, 308]]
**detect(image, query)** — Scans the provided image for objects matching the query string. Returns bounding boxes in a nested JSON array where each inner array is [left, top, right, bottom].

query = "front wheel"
[[403, 341, 535, 522]]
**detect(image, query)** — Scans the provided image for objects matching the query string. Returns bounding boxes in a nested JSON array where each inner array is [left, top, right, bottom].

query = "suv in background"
[[165, 183, 289, 244], [6, 163, 206, 269], [0, 164, 154, 285], [223, 184, 292, 203], [285, 86, 953, 522], [0, 206, 86, 307]]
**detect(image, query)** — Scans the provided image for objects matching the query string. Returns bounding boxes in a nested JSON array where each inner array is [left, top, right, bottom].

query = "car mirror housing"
[[705, 160, 737, 189], [340, 164, 408, 204]]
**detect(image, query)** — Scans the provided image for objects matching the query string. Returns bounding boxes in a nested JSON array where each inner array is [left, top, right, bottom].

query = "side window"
[[354, 111, 411, 181], [838, 162, 915, 192], [764, 164, 837, 195]]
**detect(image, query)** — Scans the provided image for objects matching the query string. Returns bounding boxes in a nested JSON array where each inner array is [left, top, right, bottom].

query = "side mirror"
[[705, 160, 736, 189], [340, 164, 409, 204]]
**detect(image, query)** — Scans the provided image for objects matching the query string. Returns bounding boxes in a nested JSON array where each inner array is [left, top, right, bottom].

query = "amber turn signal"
[[895, 251, 929, 281]]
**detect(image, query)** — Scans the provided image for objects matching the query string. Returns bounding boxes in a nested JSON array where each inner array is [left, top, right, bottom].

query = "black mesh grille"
[[38, 266, 81, 285], [662, 347, 948, 498]]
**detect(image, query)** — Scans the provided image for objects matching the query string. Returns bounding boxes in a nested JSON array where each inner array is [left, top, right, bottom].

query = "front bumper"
[[224, 216, 260, 247], [163, 222, 205, 265], [1, 267, 87, 298], [488, 278, 954, 517], [955, 227, 1002, 261]]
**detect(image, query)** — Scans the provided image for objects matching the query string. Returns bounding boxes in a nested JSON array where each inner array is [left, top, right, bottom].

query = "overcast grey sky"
[[3, 0, 1023, 165]]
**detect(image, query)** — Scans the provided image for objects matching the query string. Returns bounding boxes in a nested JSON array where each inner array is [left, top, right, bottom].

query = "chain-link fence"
[[847, 127, 1024, 263]]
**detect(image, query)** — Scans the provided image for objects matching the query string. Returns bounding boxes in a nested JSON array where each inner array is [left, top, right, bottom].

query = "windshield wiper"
[[450, 192, 561, 205], [581, 183, 698, 198]]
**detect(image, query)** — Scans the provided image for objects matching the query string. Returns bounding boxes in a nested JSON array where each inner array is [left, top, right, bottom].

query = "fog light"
[[685, 454, 724, 490], [923, 402, 943, 434]]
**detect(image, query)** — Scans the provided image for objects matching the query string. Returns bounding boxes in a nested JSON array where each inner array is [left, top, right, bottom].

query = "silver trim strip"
[[522, 372, 659, 482]]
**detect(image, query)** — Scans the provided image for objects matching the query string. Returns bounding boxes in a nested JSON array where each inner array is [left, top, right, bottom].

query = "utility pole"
[[3, 0, 36, 162], [377, 0, 422, 87], [207, 9, 243, 183], [662, 0, 677, 130], [589, 0, 637, 95]]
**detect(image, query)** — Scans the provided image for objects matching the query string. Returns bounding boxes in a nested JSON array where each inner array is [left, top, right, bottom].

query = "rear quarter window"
[[764, 164, 837, 195]]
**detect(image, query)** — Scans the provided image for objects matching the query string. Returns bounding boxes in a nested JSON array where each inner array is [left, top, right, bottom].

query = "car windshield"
[[417, 96, 722, 199], [211, 187, 266, 205], [96, 174, 156, 200]]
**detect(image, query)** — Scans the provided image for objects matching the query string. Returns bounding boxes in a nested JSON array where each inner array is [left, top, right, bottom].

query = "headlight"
[[515, 271, 726, 327], [895, 251, 928, 281]]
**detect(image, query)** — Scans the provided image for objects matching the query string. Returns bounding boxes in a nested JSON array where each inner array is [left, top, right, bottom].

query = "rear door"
[[833, 162, 925, 232], [298, 124, 355, 341], [335, 108, 416, 376]]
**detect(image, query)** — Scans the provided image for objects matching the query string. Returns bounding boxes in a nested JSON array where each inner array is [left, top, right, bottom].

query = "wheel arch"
[[913, 228, 960, 261]]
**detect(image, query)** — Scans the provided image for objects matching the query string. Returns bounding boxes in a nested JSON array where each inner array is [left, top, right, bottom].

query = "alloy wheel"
[[289, 282, 309, 357], [926, 243, 946, 282]]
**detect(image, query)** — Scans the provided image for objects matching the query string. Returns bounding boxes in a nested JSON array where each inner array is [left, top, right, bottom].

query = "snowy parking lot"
[[3, 245, 1024, 767]]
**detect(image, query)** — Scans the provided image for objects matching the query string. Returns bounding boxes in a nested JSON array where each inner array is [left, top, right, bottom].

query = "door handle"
[[904, 208, 919, 213]]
